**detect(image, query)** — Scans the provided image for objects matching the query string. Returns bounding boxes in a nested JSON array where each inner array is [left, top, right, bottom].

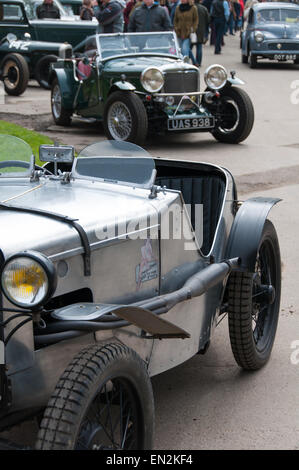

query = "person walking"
[[94, 0, 124, 32], [128, 0, 171, 32], [174, 0, 198, 59], [191, 0, 209, 66], [169, 0, 180, 26], [36, 0, 60, 19], [210, 0, 229, 54], [80, 0, 94, 20]]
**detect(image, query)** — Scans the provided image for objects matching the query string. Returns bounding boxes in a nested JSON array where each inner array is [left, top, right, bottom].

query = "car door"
[[0, 2, 33, 41], [75, 51, 103, 117]]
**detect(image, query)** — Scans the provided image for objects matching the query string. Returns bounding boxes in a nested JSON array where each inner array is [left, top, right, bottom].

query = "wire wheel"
[[103, 91, 148, 145], [36, 343, 154, 450], [51, 78, 72, 126], [51, 83, 62, 120], [227, 220, 281, 370], [107, 101, 132, 141], [77, 377, 141, 450]]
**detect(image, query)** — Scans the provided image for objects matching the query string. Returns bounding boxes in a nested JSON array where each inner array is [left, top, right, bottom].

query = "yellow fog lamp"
[[1, 251, 57, 309]]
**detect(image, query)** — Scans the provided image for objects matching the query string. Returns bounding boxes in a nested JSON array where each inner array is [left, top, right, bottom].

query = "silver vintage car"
[[0, 135, 281, 450]]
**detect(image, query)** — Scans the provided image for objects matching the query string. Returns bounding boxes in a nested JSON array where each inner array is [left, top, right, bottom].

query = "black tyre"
[[249, 49, 257, 69], [227, 220, 281, 370], [293, 57, 299, 65], [51, 78, 72, 126], [241, 53, 248, 64], [1, 53, 29, 96], [35, 54, 58, 89], [212, 86, 254, 144], [103, 91, 148, 145], [35, 343, 154, 450]]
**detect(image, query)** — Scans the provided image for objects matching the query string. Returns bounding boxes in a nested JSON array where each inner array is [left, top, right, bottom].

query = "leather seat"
[[155, 175, 225, 254]]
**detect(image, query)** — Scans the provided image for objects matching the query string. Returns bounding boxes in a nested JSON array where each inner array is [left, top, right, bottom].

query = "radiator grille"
[[163, 70, 199, 94], [268, 42, 299, 51]]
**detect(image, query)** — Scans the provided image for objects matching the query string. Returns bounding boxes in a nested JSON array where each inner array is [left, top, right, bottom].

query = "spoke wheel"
[[1, 53, 29, 96], [51, 78, 72, 126], [35, 343, 154, 450], [107, 101, 133, 141], [103, 91, 148, 145], [227, 220, 281, 370]]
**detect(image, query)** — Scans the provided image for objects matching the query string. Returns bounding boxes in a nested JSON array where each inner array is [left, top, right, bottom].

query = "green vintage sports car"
[[0, 0, 97, 46], [50, 32, 255, 145], [0, 32, 72, 93]]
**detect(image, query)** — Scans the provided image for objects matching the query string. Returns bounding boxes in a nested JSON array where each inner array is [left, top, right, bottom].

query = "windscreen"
[[256, 8, 299, 23], [97, 32, 179, 60], [0, 135, 33, 177], [74, 140, 156, 189]]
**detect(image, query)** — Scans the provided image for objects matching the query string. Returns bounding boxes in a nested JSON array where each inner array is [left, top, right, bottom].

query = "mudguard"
[[112, 81, 136, 91], [225, 197, 281, 272], [49, 66, 77, 109]]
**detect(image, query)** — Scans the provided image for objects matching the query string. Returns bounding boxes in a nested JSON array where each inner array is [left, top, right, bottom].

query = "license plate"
[[168, 117, 215, 131], [274, 54, 296, 60]]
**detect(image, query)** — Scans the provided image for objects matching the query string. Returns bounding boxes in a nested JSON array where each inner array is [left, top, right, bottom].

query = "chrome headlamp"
[[204, 64, 227, 90], [1, 251, 57, 309], [141, 67, 164, 93], [254, 31, 264, 43]]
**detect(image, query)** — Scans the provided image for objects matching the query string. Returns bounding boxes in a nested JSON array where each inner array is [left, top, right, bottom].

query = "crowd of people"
[[37, 0, 252, 65]]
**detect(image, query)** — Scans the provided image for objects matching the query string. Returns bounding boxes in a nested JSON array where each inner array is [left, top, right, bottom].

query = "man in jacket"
[[128, 0, 171, 32], [95, 0, 124, 33], [36, 0, 60, 19]]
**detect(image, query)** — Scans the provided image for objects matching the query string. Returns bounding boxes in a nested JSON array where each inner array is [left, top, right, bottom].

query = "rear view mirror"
[[39, 144, 74, 175], [39, 144, 74, 163]]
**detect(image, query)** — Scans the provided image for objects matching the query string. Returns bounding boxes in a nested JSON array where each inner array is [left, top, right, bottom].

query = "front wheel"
[[249, 50, 258, 68], [1, 53, 29, 96], [211, 86, 254, 144], [227, 220, 281, 370], [51, 78, 72, 126], [35, 54, 58, 89], [35, 343, 155, 450], [103, 91, 148, 145]]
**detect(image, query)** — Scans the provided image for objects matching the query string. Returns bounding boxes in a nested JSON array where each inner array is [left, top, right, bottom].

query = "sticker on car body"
[[8, 41, 30, 51], [136, 238, 158, 289]]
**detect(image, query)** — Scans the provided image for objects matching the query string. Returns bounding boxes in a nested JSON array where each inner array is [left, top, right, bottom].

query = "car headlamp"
[[1, 251, 57, 309], [204, 64, 227, 90], [141, 67, 164, 93], [254, 31, 264, 43]]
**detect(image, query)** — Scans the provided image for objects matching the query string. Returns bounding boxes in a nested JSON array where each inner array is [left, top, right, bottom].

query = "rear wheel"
[[227, 220, 281, 370], [1, 53, 29, 96], [35, 54, 58, 89], [103, 91, 148, 145], [51, 78, 72, 126], [35, 343, 154, 450], [211, 86, 254, 144]]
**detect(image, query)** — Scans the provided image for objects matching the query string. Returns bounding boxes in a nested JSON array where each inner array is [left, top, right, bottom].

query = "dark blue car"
[[241, 2, 299, 68]]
